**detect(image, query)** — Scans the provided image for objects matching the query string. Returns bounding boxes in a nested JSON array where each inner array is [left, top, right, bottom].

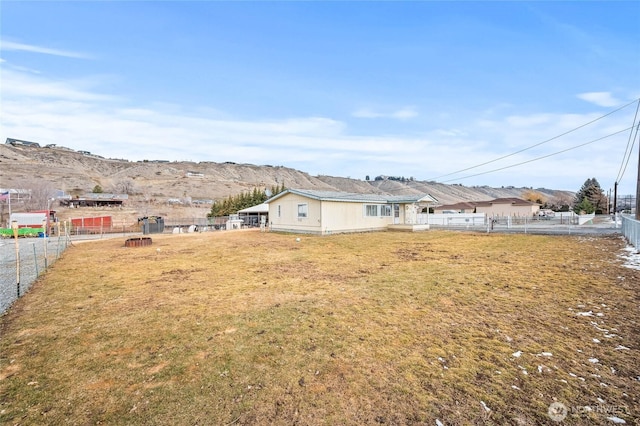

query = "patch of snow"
[[619, 245, 640, 270], [614, 345, 630, 350], [511, 385, 520, 390], [539, 352, 553, 357], [480, 401, 491, 412], [569, 372, 577, 377], [590, 321, 609, 332], [588, 358, 599, 363], [596, 312, 605, 317], [593, 338, 601, 343], [577, 311, 594, 316], [512, 351, 522, 358], [436, 420, 444, 426], [607, 416, 626, 424]]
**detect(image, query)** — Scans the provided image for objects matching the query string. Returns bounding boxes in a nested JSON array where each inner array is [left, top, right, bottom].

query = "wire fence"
[[0, 234, 71, 314]]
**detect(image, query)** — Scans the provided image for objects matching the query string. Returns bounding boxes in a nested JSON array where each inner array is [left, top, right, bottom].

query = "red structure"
[[70, 216, 113, 234]]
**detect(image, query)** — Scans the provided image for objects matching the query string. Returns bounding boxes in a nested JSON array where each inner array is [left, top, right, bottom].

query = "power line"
[[439, 125, 635, 184], [427, 98, 640, 182], [616, 123, 639, 184], [615, 99, 640, 183]]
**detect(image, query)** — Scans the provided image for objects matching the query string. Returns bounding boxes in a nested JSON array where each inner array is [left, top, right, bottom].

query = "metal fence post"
[[31, 243, 39, 277], [11, 221, 20, 297]]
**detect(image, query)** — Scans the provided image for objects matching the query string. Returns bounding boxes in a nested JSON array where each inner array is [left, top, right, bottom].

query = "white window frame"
[[297, 203, 308, 218], [381, 204, 392, 217], [365, 204, 379, 217]]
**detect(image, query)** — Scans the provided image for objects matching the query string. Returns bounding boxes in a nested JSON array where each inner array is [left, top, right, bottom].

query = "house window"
[[365, 204, 378, 217], [381, 204, 392, 217], [297, 203, 308, 218], [277, 205, 281, 218]]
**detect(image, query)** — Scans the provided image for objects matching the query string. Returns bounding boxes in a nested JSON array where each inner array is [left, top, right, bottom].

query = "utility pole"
[[636, 140, 640, 220], [614, 182, 618, 215]]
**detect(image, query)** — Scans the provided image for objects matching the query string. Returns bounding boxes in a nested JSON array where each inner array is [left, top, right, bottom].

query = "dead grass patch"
[[1, 230, 638, 425]]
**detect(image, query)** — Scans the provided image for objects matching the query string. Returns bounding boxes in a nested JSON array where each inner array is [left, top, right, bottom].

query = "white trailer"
[[10, 212, 48, 228]]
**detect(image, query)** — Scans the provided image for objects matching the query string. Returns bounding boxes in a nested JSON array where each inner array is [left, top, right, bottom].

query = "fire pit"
[[125, 237, 152, 248]]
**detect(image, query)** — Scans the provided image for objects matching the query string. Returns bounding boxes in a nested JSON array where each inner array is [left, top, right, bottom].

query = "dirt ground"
[[1, 230, 638, 425]]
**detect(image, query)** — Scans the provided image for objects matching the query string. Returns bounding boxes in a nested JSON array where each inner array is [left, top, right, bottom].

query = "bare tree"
[[112, 178, 136, 195], [521, 189, 547, 205], [14, 178, 58, 212]]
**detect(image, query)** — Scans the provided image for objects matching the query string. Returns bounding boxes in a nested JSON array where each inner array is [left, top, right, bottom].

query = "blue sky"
[[1, 1, 639, 194]]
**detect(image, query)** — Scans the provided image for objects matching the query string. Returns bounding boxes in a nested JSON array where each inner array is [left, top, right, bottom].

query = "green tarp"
[[0, 227, 44, 237]]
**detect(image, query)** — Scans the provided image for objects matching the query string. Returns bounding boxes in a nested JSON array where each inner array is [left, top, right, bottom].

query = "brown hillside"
[[0, 143, 573, 224]]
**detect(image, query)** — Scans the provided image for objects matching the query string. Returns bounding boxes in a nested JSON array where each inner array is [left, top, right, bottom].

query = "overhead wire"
[[614, 98, 640, 183], [439, 125, 635, 183], [616, 123, 639, 184], [427, 97, 640, 182]]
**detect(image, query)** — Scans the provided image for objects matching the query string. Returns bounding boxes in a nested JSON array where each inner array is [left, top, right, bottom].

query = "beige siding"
[[476, 203, 539, 217], [268, 193, 322, 234], [268, 193, 397, 234], [320, 201, 393, 234]]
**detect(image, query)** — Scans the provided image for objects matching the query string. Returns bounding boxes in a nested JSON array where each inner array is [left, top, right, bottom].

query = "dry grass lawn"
[[1, 230, 638, 425]]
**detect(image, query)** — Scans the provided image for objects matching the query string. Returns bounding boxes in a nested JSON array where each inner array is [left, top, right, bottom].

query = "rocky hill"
[[0, 143, 574, 223]]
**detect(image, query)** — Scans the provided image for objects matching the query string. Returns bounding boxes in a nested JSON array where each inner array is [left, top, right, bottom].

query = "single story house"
[[59, 193, 128, 208], [435, 197, 540, 217], [265, 189, 438, 235], [475, 197, 540, 217], [433, 202, 478, 214]]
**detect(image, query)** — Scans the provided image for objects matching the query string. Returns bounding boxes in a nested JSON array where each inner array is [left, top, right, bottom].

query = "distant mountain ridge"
[[0, 143, 573, 206]]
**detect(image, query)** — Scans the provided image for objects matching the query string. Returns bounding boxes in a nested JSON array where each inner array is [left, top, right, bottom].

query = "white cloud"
[[577, 92, 621, 107], [352, 106, 418, 120], [2, 69, 116, 102], [391, 107, 419, 119], [1, 65, 636, 194], [1, 40, 90, 59]]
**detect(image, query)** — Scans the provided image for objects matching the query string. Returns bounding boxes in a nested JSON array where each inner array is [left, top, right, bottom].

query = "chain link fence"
[[0, 234, 70, 314]]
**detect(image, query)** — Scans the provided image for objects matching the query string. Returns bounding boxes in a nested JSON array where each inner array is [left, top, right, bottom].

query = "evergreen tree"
[[575, 197, 595, 214], [573, 178, 607, 214], [208, 186, 277, 218]]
